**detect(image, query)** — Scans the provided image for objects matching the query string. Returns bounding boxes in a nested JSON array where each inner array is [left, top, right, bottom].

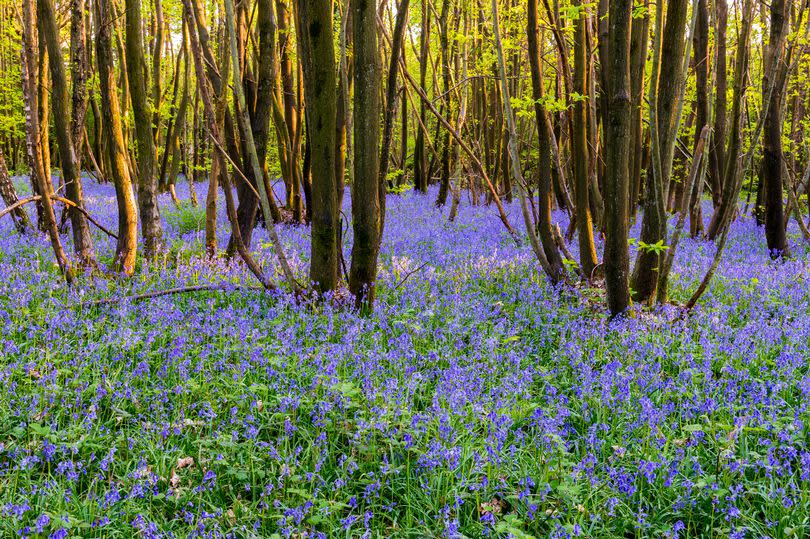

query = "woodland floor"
[[0, 177, 809, 538]]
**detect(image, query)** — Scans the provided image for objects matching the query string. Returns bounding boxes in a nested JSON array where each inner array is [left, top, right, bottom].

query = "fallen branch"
[[1, 195, 118, 239], [80, 284, 263, 307], [0, 196, 38, 221]]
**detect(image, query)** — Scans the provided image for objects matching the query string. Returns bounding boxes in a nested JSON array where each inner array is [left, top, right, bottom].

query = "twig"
[[205, 130, 261, 201], [51, 196, 118, 239], [393, 261, 429, 290]]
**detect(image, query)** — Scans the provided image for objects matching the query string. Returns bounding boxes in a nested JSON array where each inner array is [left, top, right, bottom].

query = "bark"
[[125, 0, 163, 258], [761, 0, 790, 257], [38, 0, 97, 267], [296, 0, 340, 293], [21, 0, 72, 281], [628, 1, 649, 219], [413, 0, 430, 193], [527, 0, 566, 282], [572, 0, 598, 277], [335, 0, 351, 218], [659, 126, 709, 302], [709, 0, 728, 207], [378, 0, 410, 226], [151, 0, 164, 140], [602, 0, 633, 316], [348, 0, 383, 307], [70, 0, 89, 163], [224, 0, 298, 289], [707, 0, 754, 240], [278, 0, 304, 220], [229, 0, 283, 254], [183, 0, 275, 290], [631, 0, 687, 302], [435, 0, 453, 207], [95, 0, 138, 274], [690, 0, 709, 237], [0, 147, 32, 233], [492, 0, 557, 282], [158, 28, 187, 192]]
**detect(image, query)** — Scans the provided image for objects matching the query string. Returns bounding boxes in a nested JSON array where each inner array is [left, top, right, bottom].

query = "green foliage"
[[164, 203, 206, 236]]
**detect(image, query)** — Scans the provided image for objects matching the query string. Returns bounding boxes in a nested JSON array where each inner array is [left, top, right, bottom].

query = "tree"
[[21, 0, 72, 281], [631, 0, 688, 302], [527, 0, 566, 282], [0, 146, 31, 233], [761, 0, 790, 258], [571, 0, 598, 278], [125, 0, 163, 259], [95, 0, 138, 274], [348, 0, 383, 306], [38, 0, 97, 268], [296, 0, 340, 293], [602, 0, 633, 316], [690, 0, 710, 237]]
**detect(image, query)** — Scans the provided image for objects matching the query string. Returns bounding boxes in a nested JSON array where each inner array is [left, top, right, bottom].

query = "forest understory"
[[1, 178, 808, 538]]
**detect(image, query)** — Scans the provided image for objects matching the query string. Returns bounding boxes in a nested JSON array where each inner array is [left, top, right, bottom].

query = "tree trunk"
[[572, 0, 598, 277], [628, 1, 649, 220], [631, 0, 688, 302], [0, 147, 31, 233], [125, 0, 163, 258], [527, 0, 566, 282], [413, 0, 430, 193], [296, 0, 340, 293], [21, 0, 72, 281], [95, 0, 138, 274], [229, 0, 283, 253], [435, 0, 453, 207], [184, 0, 275, 290], [709, 0, 728, 208], [706, 0, 754, 240], [762, 0, 790, 258], [224, 0, 297, 287], [690, 0, 709, 237], [603, 0, 633, 315], [348, 0, 383, 307], [70, 0, 89, 163], [38, 0, 97, 268]]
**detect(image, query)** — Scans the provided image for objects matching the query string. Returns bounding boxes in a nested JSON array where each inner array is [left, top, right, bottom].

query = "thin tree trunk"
[[184, 0, 275, 290], [762, 0, 790, 257], [707, 0, 754, 239], [690, 0, 710, 237], [39, 0, 97, 268], [21, 0, 72, 281], [572, 0, 598, 277], [527, 0, 566, 282], [378, 0, 410, 239], [0, 147, 31, 233], [125, 0, 163, 258], [95, 0, 138, 274], [413, 0, 430, 193], [628, 1, 649, 220], [631, 0, 690, 302], [70, 0, 89, 164], [709, 0, 728, 208], [492, 0, 557, 282], [224, 0, 296, 288]]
